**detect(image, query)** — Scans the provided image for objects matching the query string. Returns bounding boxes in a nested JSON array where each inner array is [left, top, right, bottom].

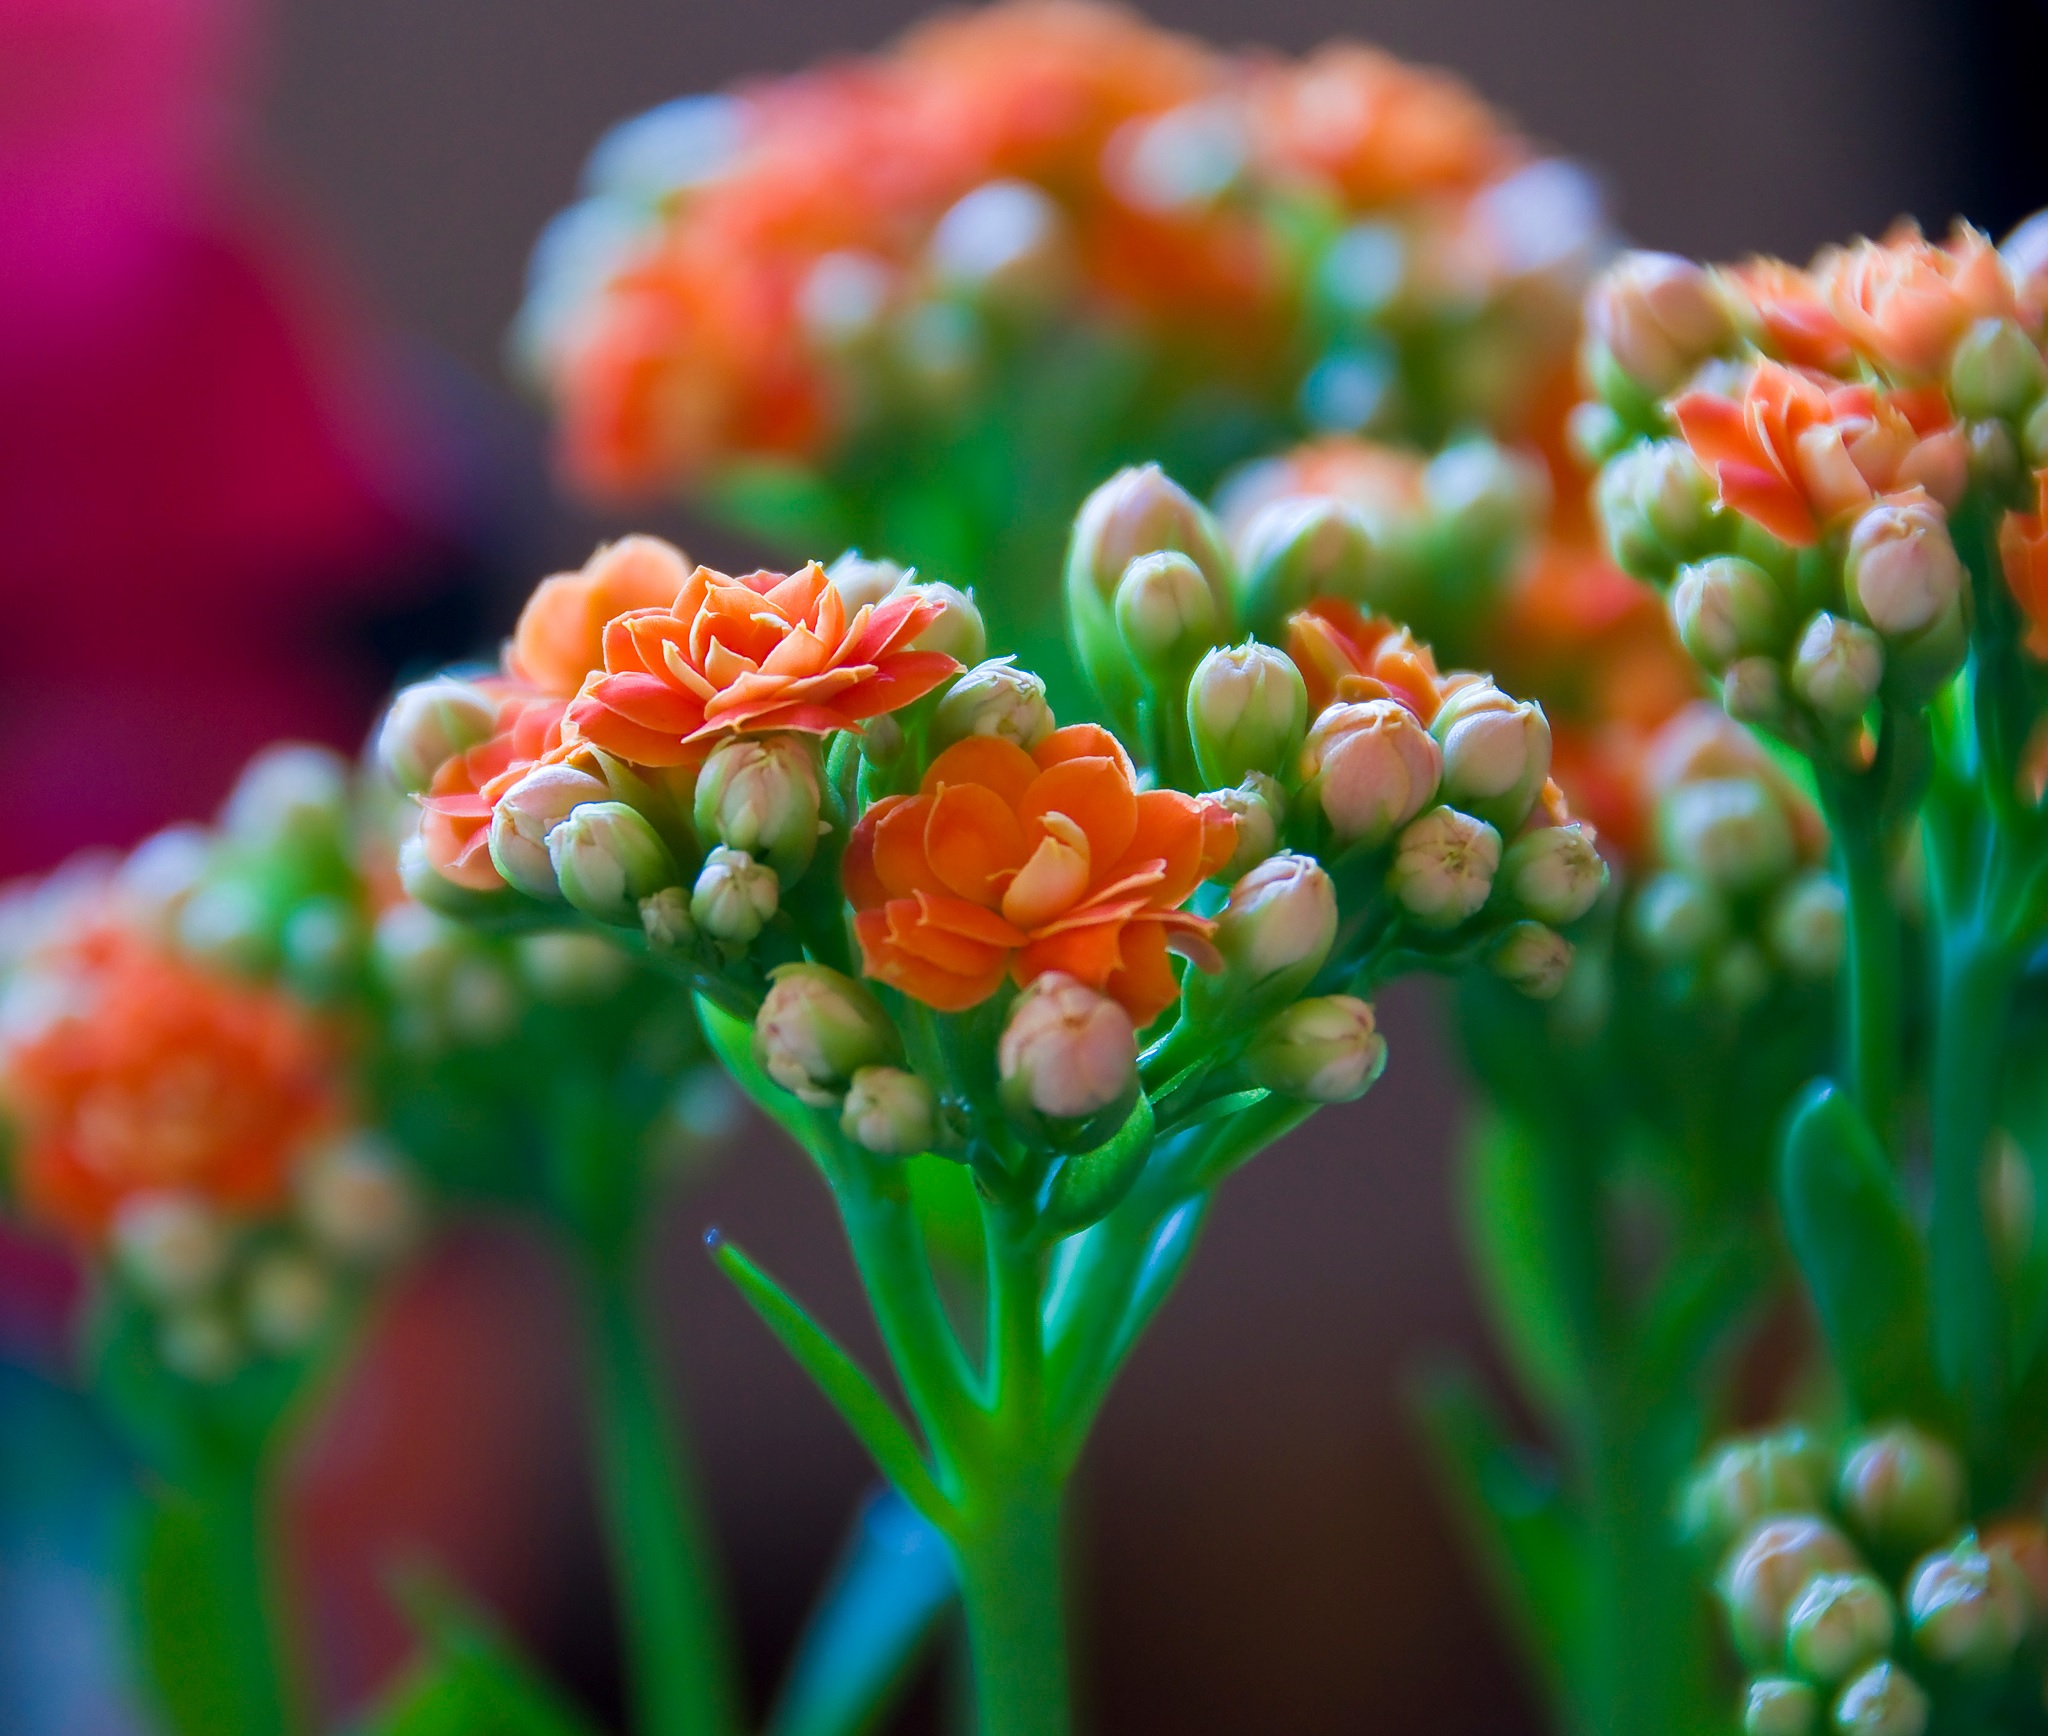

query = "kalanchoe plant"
[[378, 464, 1601, 1736], [515, 0, 1605, 713]]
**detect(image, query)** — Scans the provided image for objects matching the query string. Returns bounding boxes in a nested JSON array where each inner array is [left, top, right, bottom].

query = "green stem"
[[1835, 809, 1904, 1159], [582, 1257, 744, 1736]]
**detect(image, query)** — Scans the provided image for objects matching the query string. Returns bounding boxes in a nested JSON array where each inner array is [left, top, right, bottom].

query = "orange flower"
[[845, 726, 1235, 1021], [1819, 222, 2017, 380], [567, 562, 960, 768], [509, 536, 692, 697], [418, 686, 569, 891], [1998, 469, 2048, 659], [1719, 258, 1854, 373], [1284, 597, 1448, 719], [1672, 361, 1964, 546], [1, 927, 335, 1240]]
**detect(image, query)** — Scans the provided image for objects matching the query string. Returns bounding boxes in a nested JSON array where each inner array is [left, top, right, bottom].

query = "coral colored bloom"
[[1998, 469, 2048, 659], [418, 686, 570, 891], [1672, 361, 1963, 546], [509, 536, 692, 697], [1718, 258, 1853, 373], [845, 726, 1235, 1021], [1285, 597, 1447, 719], [569, 563, 960, 767], [1, 927, 335, 1240], [1819, 223, 2018, 380]]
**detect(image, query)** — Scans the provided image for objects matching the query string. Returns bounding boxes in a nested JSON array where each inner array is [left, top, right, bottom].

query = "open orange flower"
[[1819, 222, 2017, 380], [567, 562, 960, 767], [418, 686, 570, 891], [845, 727, 1235, 1021], [1672, 361, 1964, 546], [509, 536, 692, 697], [1285, 597, 1448, 719], [1998, 469, 2048, 660], [2, 927, 336, 1240], [1718, 258, 1853, 374]]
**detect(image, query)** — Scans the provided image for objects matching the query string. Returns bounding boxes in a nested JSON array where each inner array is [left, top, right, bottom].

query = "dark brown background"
[[255, 2, 2044, 1730]]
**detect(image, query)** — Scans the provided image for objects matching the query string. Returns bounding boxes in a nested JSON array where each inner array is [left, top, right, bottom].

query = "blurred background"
[[4, 0, 2045, 1730]]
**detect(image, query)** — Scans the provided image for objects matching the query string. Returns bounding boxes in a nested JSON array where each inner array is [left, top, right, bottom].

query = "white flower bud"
[[932, 659, 1055, 753], [1831, 1661, 1928, 1736], [1660, 778, 1796, 893], [550, 802, 681, 925], [1388, 806, 1502, 929], [1671, 557, 1783, 673], [754, 964, 900, 1107], [825, 551, 909, 611], [1488, 921, 1573, 998], [515, 931, 633, 1002], [1720, 1516, 1861, 1664], [1213, 852, 1337, 995], [1787, 1574, 1895, 1684], [377, 677, 498, 794], [1907, 1542, 2029, 1672], [1116, 551, 1218, 676], [111, 1192, 230, 1304], [1743, 1678, 1818, 1736], [1767, 871, 1847, 979], [907, 581, 987, 665], [371, 901, 461, 1000], [1631, 871, 1727, 963], [1598, 439, 1716, 577], [243, 1251, 334, 1355], [1722, 655, 1787, 725], [1206, 773, 1285, 878], [1501, 823, 1607, 925], [489, 763, 611, 900], [1243, 995, 1386, 1102], [1681, 1430, 1833, 1553], [296, 1135, 418, 1266], [997, 973, 1137, 1123], [691, 845, 779, 944], [840, 1067, 939, 1156], [1791, 613, 1885, 720], [1431, 682, 1552, 831], [693, 736, 823, 882], [1298, 699, 1441, 847], [221, 743, 351, 853], [929, 179, 1068, 304], [639, 884, 696, 954], [1590, 251, 1733, 396], [1188, 643, 1309, 788], [1845, 497, 1965, 639]]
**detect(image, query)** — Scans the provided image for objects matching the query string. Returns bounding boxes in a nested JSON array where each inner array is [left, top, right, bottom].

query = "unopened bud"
[[1838, 1424, 1965, 1561], [549, 801, 680, 925], [1389, 806, 1501, 929], [1948, 317, 2047, 421], [1502, 823, 1607, 925], [1661, 778, 1796, 893], [639, 885, 695, 954], [222, 743, 351, 853], [1232, 496, 1373, 633], [1791, 614, 1885, 720], [1425, 439, 1549, 547], [907, 581, 987, 665], [693, 735, 823, 881], [445, 957, 518, 1043], [1845, 498, 1965, 640], [1723, 655, 1787, 725], [490, 763, 610, 900], [692, 845, 779, 944], [297, 1136, 418, 1266], [1787, 1574, 1895, 1683], [1298, 698, 1440, 846], [1713, 939, 1773, 1012], [1590, 251, 1733, 396], [1720, 1516, 1861, 1664], [825, 551, 909, 611], [929, 179, 1068, 303], [1116, 551, 1219, 677], [1768, 872, 1847, 979], [1488, 921, 1573, 998], [754, 964, 900, 1107], [1683, 1430, 1834, 1554], [516, 931, 633, 1002], [1982, 1519, 2048, 1622], [932, 659, 1056, 753], [1598, 440, 1716, 578], [111, 1192, 230, 1304], [1984, 1130, 2036, 1272], [1744, 1677, 1818, 1736], [997, 973, 1138, 1125], [1243, 995, 1386, 1101], [243, 1251, 333, 1354], [1189, 643, 1309, 787], [1067, 465, 1231, 720], [1206, 774, 1285, 878], [1212, 852, 1337, 997], [1672, 557, 1784, 673], [1632, 871, 1728, 963], [1431, 682, 1552, 831], [1907, 1540, 2029, 1672], [377, 677, 498, 794], [158, 1306, 243, 1383], [1832, 1662, 1928, 1736], [840, 1066, 939, 1156]]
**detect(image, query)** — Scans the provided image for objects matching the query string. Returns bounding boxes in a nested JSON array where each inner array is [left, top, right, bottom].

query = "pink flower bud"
[[907, 581, 987, 664], [694, 735, 824, 881], [1791, 613, 1885, 719], [933, 659, 1056, 753], [754, 964, 900, 1107], [378, 678, 499, 795], [1907, 1541, 2029, 1672], [1590, 251, 1733, 395], [1720, 1515, 1861, 1664], [1786, 1573, 1895, 1683], [1431, 681, 1552, 831], [1682, 1429, 1833, 1553], [1838, 1423, 1965, 1558], [1205, 773, 1286, 879], [1742, 1678, 1818, 1736], [296, 1135, 419, 1266], [1244, 995, 1385, 1102], [1501, 824, 1606, 925], [489, 763, 611, 900], [1299, 699, 1441, 846], [691, 846, 779, 945], [1116, 551, 1219, 675], [1671, 557, 1784, 673], [1487, 921, 1572, 998], [1214, 851, 1337, 995], [1845, 495, 1965, 639], [1189, 643, 1309, 787], [1388, 806, 1501, 928], [840, 1066, 939, 1156], [997, 973, 1137, 1123]]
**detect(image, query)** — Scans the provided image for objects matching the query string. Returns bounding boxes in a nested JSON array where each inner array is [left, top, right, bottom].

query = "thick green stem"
[[583, 1260, 744, 1736], [1836, 815, 1904, 1159], [1928, 930, 2018, 1487]]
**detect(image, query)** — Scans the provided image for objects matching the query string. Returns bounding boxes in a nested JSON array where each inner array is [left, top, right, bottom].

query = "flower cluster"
[[1684, 1421, 2048, 1736], [519, 0, 1604, 511], [0, 803, 416, 1383]]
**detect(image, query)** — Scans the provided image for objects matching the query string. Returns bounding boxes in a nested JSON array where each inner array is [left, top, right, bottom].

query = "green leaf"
[[1040, 1093, 1155, 1234], [1779, 1082, 1949, 1427], [707, 1232, 951, 1527]]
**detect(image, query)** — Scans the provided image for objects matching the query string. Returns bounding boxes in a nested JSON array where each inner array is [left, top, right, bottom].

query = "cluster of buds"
[[0, 853, 417, 1385], [1622, 706, 1843, 1010], [1581, 220, 2048, 766], [518, 1, 1604, 512], [1684, 1419, 2048, 1735]]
